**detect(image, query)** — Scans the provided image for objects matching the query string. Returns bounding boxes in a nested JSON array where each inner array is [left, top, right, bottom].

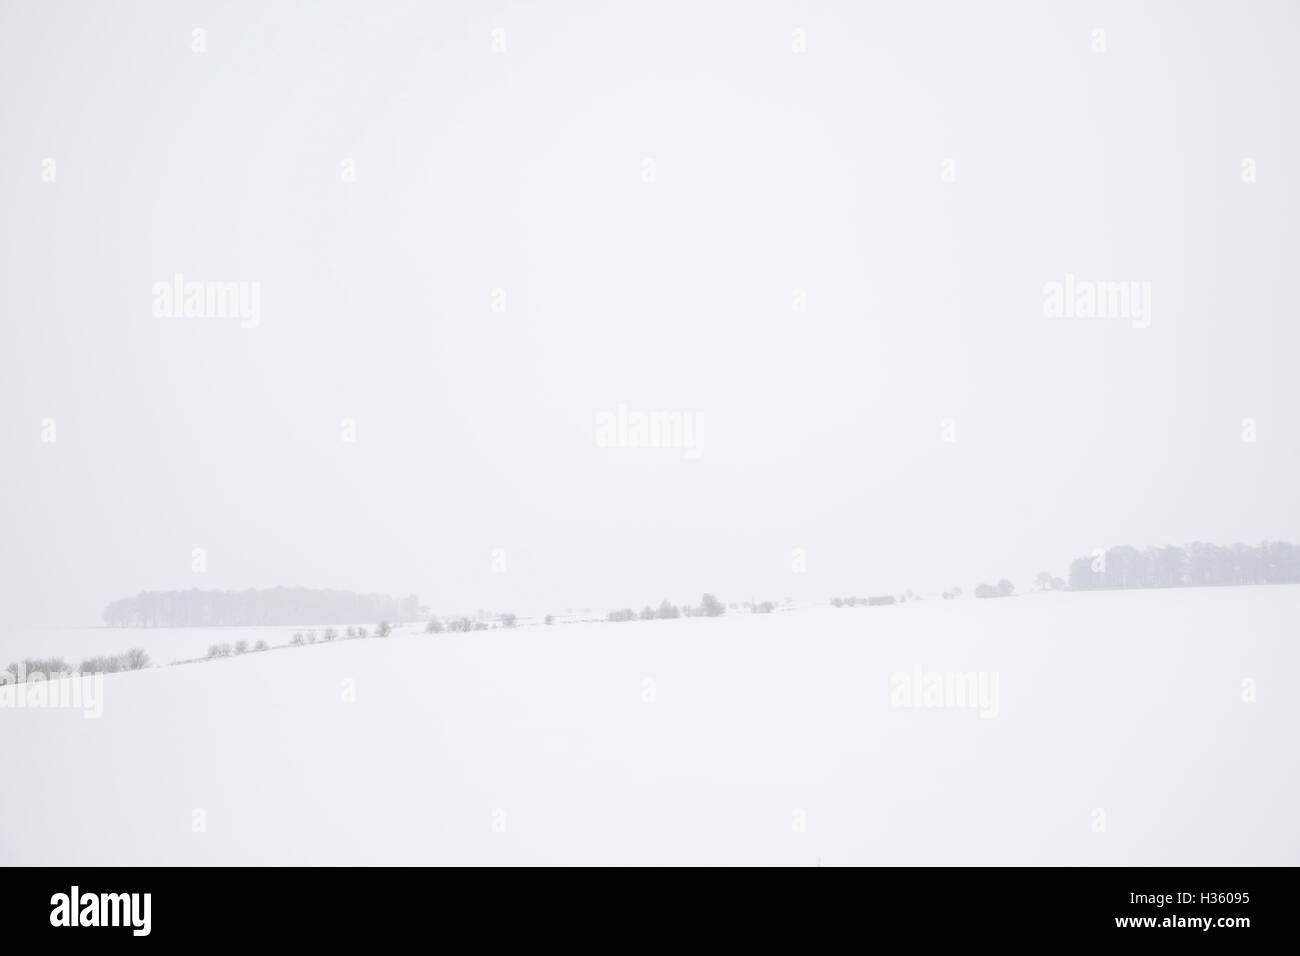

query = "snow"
[[2, 586, 1297, 865]]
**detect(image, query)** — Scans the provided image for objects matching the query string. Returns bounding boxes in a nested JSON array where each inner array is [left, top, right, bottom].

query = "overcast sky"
[[2, 0, 1297, 627]]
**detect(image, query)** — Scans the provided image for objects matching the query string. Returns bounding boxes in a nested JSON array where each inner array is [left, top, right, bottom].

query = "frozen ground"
[[1, 586, 1297, 865]]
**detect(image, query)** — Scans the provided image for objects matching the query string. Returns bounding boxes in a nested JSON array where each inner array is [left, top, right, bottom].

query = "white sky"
[[2, 0, 1297, 625]]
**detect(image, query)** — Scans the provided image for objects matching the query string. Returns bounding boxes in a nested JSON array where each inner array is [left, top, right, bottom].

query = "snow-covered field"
[[2, 586, 1297, 865]]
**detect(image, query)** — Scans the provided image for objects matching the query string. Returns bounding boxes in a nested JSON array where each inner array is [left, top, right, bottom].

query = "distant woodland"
[[98, 542, 1300, 629], [1067, 542, 1300, 590], [102, 588, 423, 627]]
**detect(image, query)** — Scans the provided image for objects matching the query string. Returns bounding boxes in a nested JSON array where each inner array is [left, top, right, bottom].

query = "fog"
[[2, 0, 1298, 628]]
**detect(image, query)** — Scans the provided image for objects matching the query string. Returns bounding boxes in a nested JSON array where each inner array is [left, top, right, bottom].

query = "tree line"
[[4, 649, 150, 683], [102, 588, 423, 628], [1067, 541, 1300, 590], [607, 594, 728, 622]]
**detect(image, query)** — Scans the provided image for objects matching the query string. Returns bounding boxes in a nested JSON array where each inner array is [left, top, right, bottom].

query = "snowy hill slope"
[[2, 586, 1297, 865]]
